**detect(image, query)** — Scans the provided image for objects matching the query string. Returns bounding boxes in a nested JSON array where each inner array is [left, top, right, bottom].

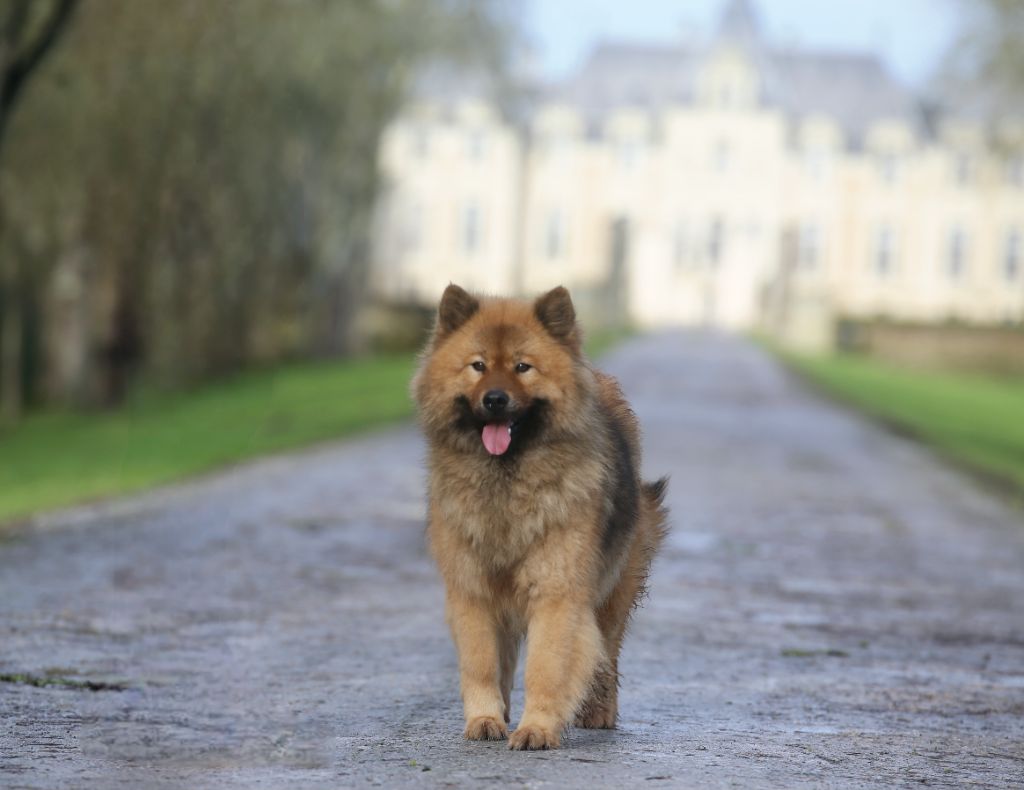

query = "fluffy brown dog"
[[412, 284, 668, 750]]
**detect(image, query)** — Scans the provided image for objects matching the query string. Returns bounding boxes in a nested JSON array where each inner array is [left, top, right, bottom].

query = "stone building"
[[371, 0, 1024, 349]]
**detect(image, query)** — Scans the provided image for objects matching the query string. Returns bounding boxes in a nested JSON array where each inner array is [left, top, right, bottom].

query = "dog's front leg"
[[446, 590, 508, 740], [509, 596, 603, 750]]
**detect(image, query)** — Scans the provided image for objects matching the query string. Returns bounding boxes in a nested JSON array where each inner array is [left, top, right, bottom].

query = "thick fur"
[[412, 284, 668, 751]]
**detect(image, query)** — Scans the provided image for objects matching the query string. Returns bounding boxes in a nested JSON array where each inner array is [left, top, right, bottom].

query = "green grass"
[[784, 352, 1024, 493], [0, 328, 634, 524], [0, 355, 417, 524], [585, 325, 636, 358]]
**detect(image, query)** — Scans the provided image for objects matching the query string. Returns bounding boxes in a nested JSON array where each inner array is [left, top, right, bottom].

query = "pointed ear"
[[534, 286, 579, 349], [437, 284, 479, 336]]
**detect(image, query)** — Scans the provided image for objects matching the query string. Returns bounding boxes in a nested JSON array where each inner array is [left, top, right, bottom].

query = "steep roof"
[[411, 1, 922, 146], [763, 50, 918, 140], [545, 41, 918, 144], [553, 43, 700, 113]]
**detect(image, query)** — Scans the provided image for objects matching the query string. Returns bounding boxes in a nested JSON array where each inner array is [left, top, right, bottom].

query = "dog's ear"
[[437, 284, 479, 336], [534, 286, 580, 350]]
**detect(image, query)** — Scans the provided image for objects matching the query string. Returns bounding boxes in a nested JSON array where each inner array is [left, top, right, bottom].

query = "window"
[[1006, 229, 1022, 282], [707, 218, 725, 267], [798, 224, 821, 270], [946, 228, 968, 279], [461, 202, 481, 256], [617, 140, 640, 170], [713, 139, 731, 173], [953, 153, 973, 187], [411, 126, 430, 159], [540, 134, 571, 160], [706, 68, 755, 110], [879, 154, 900, 186], [673, 221, 690, 271], [1007, 156, 1024, 189], [544, 210, 565, 261], [467, 129, 486, 160], [805, 149, 828, 182], [874, 226, 897, 276], [402, 203, 423, 253]]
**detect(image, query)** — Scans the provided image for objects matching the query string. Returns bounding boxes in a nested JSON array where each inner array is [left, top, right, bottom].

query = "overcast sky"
[[525, 0, 963, 88]]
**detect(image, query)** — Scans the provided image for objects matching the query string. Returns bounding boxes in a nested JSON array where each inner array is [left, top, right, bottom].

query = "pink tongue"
[[481, 422, 512, 455]]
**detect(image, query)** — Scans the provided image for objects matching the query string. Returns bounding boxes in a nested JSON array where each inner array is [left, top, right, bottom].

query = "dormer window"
[[698, 51, 759, 111]]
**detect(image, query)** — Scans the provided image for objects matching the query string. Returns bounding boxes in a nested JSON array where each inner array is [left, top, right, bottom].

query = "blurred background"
[[0, 0, 1022, 520]]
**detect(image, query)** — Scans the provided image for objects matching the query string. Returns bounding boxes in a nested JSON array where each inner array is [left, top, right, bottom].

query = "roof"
[[552, 43, 701, 115], [544, 41, 918, 143], [763, 51, 919, 140], [410, 1, 922, 146]]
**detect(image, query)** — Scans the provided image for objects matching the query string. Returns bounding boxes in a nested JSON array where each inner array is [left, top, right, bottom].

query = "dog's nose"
[[482, 390, 509, 414]]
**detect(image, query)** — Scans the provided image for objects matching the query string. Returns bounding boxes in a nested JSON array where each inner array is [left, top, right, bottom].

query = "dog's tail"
[[643, 475, 670, 537], [643, 476, 669, 510], [640, 475, 670, 568]]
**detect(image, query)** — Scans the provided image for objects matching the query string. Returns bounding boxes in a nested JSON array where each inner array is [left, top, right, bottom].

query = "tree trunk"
[[0, 0, 79, 421], [0, 192, 21, 422], [1, 297, 21, 422]]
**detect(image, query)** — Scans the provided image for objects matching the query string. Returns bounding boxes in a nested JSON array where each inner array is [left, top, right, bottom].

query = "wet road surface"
[[2, 332, 1023, 788]]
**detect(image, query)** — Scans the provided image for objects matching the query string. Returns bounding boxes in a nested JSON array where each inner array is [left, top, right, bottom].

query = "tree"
[[0, 0, 519, 414], [0, 0, 77, 422], [0, 0, 77, 148], [947, 0, 1024, 116]]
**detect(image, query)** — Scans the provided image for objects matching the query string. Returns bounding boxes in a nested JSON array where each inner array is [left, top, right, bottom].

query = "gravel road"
[[2, 332, 1022, 789]]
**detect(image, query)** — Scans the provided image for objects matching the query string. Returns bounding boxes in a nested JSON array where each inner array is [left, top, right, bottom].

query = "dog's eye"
[[515, 362, 532, 374], [471, 361, 486, 372]]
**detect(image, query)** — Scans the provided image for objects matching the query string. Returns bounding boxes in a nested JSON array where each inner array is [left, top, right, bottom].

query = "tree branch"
[[3, 1, 32, 53], [1, 0, 78, 112]]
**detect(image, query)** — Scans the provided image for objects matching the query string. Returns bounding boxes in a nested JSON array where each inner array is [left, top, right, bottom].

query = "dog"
[[411, 284, 668, 750]]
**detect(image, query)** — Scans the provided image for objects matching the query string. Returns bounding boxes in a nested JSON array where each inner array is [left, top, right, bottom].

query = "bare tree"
[[947, 0, 1024, 114]]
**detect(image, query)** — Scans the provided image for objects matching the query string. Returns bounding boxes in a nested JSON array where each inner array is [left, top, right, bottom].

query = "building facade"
[[372, 0, 1024, 349]]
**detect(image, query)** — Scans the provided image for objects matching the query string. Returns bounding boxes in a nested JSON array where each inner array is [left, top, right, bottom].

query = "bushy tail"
[[642, 476, 670, 550], [643, 476, 669, 510], [632, 476, 669, 609]]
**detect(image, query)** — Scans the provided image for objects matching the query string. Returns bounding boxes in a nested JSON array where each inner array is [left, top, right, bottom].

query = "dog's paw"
[[508, 721, 561, 750], [464, 716, 508, 741], [574, 706, 616, 729]]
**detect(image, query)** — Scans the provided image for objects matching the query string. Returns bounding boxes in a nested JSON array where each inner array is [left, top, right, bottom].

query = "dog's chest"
[[433, 457, 589, 569]]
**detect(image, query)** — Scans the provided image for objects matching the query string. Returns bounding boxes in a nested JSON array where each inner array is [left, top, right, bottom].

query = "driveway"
[[2, 332, 1022, 788]]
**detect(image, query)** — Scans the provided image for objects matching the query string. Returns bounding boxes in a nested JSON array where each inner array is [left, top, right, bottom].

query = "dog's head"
[[412, 284, 587, 457]]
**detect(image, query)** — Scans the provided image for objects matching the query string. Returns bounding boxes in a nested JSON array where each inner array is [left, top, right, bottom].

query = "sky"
[[525, 0, 964, 89]]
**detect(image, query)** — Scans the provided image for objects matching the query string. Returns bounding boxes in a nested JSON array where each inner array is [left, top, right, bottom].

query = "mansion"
[[371, 0, 1024, 349]]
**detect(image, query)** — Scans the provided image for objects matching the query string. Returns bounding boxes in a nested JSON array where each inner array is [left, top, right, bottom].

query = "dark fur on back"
[[602, 415, 640, 552]]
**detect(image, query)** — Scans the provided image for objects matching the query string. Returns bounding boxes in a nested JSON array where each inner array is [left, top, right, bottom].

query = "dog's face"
[[413, 285, 585, 457]]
